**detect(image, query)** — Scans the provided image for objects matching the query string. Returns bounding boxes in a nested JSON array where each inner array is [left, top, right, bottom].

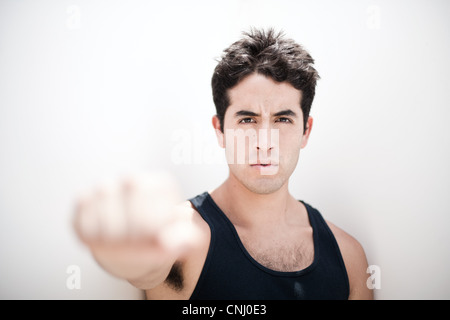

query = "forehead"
[[227, 73, 302, 113]]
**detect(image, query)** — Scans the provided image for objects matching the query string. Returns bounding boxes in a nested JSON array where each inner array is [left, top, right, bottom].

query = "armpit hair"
[[165, 261, 184, 291]]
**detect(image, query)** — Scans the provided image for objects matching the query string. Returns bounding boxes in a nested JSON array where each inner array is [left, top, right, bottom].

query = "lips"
[[250, 162, 278, 167], [250, 162, 279, 175]]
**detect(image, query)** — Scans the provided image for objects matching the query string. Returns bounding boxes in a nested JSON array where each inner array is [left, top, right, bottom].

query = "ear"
[[212, 115, 225, 148], [300, 116, 313, 149]]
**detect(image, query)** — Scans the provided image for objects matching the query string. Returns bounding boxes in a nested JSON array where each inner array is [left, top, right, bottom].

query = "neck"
[[210, 173, 294, 228]]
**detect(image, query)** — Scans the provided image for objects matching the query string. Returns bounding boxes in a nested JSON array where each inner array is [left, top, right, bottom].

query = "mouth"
[[249, 162, 279, 176], [250, 163, 278, 167]]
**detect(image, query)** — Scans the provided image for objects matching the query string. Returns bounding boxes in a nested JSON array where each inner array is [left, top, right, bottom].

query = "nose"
[[255, 128, 279, 163], [256, 128, 277, 150], [257, 138, 273, 151]]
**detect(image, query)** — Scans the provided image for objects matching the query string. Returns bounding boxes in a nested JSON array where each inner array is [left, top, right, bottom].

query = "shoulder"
[[145, 200, 211, 299], [175, 200, 211, 254], [179, 199, 209, 232], [326, 220, 365, 259], [326, 220, 374, 300]]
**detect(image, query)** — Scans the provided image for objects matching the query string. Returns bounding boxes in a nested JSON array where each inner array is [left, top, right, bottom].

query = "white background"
[[0, 0, 449, 299]]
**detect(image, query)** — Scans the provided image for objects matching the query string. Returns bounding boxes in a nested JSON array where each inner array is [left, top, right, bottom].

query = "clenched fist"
[[73, 171, 197, 287]]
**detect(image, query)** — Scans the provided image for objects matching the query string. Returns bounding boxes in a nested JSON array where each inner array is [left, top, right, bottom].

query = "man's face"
[[213, 73, 313, 194]]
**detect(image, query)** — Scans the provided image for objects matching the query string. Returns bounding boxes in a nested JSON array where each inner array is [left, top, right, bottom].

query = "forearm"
[[89, 241, 178, 288]]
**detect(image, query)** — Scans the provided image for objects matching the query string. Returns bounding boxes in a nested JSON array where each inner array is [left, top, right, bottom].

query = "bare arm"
[[327, 221, 374, 300], [73, 172, 198, 290]]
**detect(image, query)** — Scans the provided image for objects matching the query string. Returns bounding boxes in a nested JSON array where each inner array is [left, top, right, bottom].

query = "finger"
[[123, 171, 183, 239], [74, 193, 99, 242], [94, 180, 127, 242], [122, 175, 153, 240]]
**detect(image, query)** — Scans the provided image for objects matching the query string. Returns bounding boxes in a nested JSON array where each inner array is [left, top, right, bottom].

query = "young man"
[[74, 29, 373, 299]]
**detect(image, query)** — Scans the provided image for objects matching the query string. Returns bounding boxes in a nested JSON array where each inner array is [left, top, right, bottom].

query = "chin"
[[229, 163, 291, 195], [241, 177, 286, 195]]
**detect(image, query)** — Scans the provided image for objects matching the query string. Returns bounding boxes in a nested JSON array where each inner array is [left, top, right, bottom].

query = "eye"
[[239, 118, 255, 124], [276, 117, 292, 123]]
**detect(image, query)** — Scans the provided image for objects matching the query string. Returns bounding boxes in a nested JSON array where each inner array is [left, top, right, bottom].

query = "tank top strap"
[[300, 200, 350, 291], [189, 191, 217, 225]]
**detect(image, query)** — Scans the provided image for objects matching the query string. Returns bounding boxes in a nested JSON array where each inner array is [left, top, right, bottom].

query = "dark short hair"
[[211, 28, 320, 133]]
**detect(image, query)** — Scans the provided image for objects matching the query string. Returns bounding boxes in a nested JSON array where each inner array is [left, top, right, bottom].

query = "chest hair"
[[240, 230, 314, 272]]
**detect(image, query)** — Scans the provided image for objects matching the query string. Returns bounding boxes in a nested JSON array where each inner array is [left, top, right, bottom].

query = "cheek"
[[280, 133, 303, 155], [278, 136, 303, 171]]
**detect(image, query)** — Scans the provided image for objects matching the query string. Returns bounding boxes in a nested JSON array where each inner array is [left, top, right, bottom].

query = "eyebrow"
[[234, 109, 298, 118]]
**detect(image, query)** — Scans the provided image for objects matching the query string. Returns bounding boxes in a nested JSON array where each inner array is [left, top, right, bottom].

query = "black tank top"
[[188, 192, 349, 300]]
